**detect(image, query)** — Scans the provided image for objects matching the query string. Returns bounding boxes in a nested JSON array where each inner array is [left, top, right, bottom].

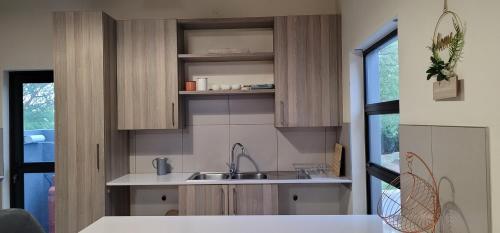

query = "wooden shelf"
[[179, 89, 275, 96], [178, 52, 274, 62], [178, 17, 274, 30]]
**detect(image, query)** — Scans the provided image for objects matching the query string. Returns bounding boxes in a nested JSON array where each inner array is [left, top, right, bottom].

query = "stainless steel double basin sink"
[[188, 172, 268, 180]]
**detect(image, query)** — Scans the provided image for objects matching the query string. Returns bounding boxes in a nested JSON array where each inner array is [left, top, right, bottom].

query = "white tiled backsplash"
[[130, 95, 338, 173]]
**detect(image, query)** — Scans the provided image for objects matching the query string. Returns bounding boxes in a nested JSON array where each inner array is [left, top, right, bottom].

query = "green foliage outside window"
[[23, 83, 54, 130], [378, 40, 399, 154]]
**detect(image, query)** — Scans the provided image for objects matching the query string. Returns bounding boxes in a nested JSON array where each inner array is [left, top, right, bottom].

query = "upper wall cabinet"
[[117, 19, 179, 130], [274, 15, 341, 127]]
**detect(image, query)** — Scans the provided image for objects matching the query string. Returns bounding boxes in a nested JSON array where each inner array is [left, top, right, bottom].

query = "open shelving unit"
[[177, 17, 275, 98], [178, 52, 274, 62], [177, 17, 274, 30], [179, 89, 275, 96]]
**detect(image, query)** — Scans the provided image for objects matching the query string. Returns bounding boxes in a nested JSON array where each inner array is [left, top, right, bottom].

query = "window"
[[9, 71, 55, 233], [363, 30, 400, 214]]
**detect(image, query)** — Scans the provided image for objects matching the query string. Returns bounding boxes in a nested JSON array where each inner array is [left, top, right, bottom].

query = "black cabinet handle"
[[220, 187, 225, 214], [280, 101, 285, 126], [172, 102, 175, 127], [97, 144, 100, 170], [233, 187, 237, 215]]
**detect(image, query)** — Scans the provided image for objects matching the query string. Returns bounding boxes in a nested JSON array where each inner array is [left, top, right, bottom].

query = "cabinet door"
[[54, 11, 107, 233], [228, 184, 278, 215], [274, 15, 341, 127], [179, 185, 228, 216], [117, 19, 179, 130]]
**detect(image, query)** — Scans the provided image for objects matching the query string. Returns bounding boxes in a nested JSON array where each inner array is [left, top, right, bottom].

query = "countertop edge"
[[106, 173, 353, 186]]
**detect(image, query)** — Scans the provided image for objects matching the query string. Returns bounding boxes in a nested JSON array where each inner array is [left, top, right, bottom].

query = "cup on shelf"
[[196, 78, 208, 91], [220, 84, 231, 91], [231, 84, 241, 90], [241, 85, 251, 91], [211, 84, 221, 91], [185, 81, 196, 91]]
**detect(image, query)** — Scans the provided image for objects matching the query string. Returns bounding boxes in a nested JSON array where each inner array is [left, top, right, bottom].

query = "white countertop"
[[80, 215, 398, 233], [106, 173, 352, 186]]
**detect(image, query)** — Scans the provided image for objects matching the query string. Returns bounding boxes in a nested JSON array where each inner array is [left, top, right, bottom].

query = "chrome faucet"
[[228, 143, 244, 177]]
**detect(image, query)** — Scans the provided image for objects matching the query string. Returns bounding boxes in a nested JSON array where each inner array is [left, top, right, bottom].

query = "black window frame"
[[9, 70, 55, 208], [363, 30, 400, 214]]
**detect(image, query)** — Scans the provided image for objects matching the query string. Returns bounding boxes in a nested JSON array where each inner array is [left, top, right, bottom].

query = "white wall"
[[341, 0, 498, 230], [340, 0, 398, 214], [0, 0, 339, 208], [0, 0, 339, 119]]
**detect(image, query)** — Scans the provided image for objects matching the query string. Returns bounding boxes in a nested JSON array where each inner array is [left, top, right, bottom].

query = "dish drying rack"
[[293, 163, 333, 178]]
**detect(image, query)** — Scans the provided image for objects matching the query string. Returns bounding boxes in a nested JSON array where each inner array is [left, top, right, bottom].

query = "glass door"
[[363, 30, 401, 214], [9, 71, 55, 233]]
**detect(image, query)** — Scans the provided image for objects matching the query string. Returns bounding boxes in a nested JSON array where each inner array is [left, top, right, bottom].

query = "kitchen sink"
[[187, 172, 268, 180], [188, 172, 230, 180], [230, 172, 268, 180]]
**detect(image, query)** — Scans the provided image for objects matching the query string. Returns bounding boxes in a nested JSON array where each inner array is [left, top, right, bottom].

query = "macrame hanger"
[[443, 0, 448, 12]]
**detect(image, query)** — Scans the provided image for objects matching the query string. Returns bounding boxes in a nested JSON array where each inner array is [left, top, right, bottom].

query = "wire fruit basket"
[[377, 152, 441, 233]]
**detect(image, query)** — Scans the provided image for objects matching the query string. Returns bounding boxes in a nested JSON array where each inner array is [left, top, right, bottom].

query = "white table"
[[80, 215, 398, 233]]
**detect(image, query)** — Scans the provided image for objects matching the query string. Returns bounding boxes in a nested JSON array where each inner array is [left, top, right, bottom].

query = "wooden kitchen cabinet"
[[179, 184, 278, 216], [274, 15, 341, 127], [53, 11, 129, 233], [116, 19, 179, 130], [179, 185, 228, 215], [228, 184, 278, 215]]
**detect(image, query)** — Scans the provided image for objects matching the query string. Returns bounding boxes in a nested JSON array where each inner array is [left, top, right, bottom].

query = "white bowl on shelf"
[[211, 84, 221, 91], [220, 84, 231, 91]]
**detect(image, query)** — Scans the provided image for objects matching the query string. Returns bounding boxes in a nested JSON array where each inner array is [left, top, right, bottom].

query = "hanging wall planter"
[[433, 76, 458, 100], [426, 0, 465, 100]]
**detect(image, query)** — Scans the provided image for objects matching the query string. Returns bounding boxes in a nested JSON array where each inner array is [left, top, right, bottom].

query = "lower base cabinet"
[[228, 185, 278, 215], [179, 184, 278, 216], [179, 185, 228, 215]]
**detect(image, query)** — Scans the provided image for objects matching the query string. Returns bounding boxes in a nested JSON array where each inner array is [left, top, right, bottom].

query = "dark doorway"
[[9, 71, 55, 233]]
